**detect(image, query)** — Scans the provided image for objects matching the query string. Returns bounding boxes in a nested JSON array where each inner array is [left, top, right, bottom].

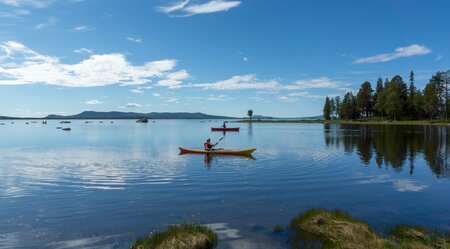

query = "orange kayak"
[[179, 147, 256, 156]]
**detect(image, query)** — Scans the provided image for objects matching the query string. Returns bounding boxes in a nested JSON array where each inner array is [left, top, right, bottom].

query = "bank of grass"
[[290, 209, 450, 249], [132, 223, 218, 249], [237, 118, 450, 125]]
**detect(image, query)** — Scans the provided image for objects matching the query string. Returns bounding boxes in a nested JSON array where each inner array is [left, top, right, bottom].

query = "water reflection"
[[202, 154, 256, 167], [324, 124, 450, 178]]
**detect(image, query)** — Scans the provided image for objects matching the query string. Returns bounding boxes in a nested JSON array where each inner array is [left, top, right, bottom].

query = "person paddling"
[[222, 121, 227, 128], [204, 138, 215, 151], [204, 138, 224, 151]]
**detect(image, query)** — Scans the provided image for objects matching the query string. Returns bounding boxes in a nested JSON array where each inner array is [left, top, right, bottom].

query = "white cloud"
[[284, 77, 339, 90], [126, 37, 142, 43], [130, 89, 144, 94], [166, 69, 189, 80], [0, 8, 30, 18], [157, 79, 183, 88], [72, 25, 94, 32], [191, 74, 279, 90], [157, 0, 241, 17], [354, 44, 431, 64], [157, 0, 190, 13], [166, 97, 178, 103], [206, 94, 228, 101], [242, 56, 248, 62], [34, 17, 57, 30], [156, 70, 189, 88], [124, 102, 141, 108], [0, 41, 180, 87], [435, 54, 443, 61], [0, 0, 53, 8], [74, 48, 93, 54], [287, 91, 328, 99], [84, 99, 102, 105], [152, 93, 160, 97], [279, 96, 298, 102], [184, 0, 240, 15]]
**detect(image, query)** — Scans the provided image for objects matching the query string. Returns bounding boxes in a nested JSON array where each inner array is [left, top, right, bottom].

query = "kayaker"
[[204, 138, 215, 151], [222, 121, 227, 128]]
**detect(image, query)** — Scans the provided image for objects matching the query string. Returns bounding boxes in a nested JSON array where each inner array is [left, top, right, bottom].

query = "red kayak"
[[211, 127, 240, 132]]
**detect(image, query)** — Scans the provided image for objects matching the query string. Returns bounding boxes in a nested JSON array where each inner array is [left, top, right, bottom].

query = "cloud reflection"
[[358, 174, 429, 192], [0, 147, 187, 198]]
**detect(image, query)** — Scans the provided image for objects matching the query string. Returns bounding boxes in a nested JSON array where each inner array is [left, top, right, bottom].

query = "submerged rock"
[[133, 223, 217, 249], [136, 117, 149, 123]]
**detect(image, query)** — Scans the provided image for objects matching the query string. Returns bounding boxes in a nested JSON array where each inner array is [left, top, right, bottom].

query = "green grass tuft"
[[133, 223, 218, 249], [289, 209, 450, 249]]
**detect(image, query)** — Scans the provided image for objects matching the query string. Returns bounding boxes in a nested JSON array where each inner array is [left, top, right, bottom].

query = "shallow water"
[[0, 120, 449, 248]]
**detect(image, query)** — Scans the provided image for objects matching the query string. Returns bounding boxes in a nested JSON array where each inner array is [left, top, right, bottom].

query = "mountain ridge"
[[0, 111, 323, 120]]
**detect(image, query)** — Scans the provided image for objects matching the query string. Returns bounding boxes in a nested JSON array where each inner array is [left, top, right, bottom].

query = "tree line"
[[323, 71, 450, 120]]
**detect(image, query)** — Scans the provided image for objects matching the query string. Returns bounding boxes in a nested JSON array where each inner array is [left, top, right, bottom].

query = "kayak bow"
[[179, 147, 256, 156]]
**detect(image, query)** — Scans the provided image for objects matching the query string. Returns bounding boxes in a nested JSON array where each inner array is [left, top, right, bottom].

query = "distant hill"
[[44, 111, 235, 119], [0, 116, 20, 120], [244, 115, 324, 120], [1, 112, 323, 120]]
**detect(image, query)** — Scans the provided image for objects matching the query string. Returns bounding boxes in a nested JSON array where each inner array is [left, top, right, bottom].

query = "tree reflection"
[[324, 124, 450, 178]]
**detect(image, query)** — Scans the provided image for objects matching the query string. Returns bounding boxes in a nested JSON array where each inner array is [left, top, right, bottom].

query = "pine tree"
[[356, 81, 374, 117], [334, 96, 341, 119], [414, 89, 425, 119], [323, 97, 331, 120], [424, 75, 440, 119], [408, 71, 416, 118], [330, 98, 336, 119], [385, 79, 402, 120], [373, 77, 383, 116]]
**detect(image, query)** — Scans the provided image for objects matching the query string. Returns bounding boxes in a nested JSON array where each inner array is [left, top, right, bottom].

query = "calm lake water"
[[0, 120, 449, 248]]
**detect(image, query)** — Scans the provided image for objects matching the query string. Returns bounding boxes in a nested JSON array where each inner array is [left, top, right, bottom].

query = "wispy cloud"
[[287, 91, 333, 99], [0, 0, 54, 8], [72, 25, 94, 32], [284, 77, 340, 90], [354, 44, 431, 64], [121, 102, 141, 108], [84, 99, 102, 105], [0, 41, 182, 87], [166, 97, 179, 103], [35, 17, 57, 30], [279, 96, 298, 103], [157, 0, 190, 13], [190, 74, 279, 90], [157, 69, 189, 88], [157, 0, 241, 17], [126, 37, 142, 43], [129, 89, 144, 94], [0, 8, 29, 18], [74, 48, 93, 54], [152, 93, 160, 97]]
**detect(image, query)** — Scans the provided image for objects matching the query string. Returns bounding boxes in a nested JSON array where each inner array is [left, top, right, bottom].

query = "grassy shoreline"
[[236, 119, 450, 125]]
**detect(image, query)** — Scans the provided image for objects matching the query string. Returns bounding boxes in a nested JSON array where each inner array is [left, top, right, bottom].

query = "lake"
[[0, 120, 449, 248]]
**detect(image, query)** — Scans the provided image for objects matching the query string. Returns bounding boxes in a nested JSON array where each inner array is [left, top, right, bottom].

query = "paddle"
[[213, 136, 225, 147]]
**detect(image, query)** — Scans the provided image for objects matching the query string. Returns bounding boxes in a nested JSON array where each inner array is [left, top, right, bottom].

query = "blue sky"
[[0, 0, 449, 117]]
